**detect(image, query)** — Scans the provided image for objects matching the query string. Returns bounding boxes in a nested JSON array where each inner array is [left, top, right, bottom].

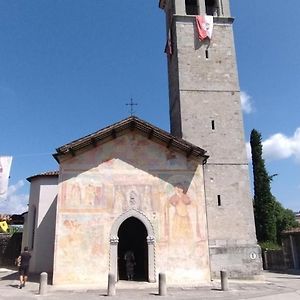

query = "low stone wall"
[[262, 249, 285, 270], [281, 235, 294, 269]]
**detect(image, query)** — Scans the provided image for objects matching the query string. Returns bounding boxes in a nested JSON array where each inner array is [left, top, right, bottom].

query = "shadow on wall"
[[58, 131, 201, 205], [33, 196, 57, 275]]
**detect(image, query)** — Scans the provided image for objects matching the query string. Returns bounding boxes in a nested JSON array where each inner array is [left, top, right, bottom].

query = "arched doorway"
[[118, 217, 148, 281], [110, 209, 156, 283]]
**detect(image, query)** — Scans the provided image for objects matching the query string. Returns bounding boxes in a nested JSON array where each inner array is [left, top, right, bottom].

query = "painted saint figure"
[[124, 250, 135, 280], [168, 183, 193, 240]]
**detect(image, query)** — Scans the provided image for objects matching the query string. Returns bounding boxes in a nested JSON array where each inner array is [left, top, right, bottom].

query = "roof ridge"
[[53, 117, 208, 163]]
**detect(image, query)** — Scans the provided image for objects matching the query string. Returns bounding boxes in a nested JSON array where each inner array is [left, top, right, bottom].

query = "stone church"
[[22, 0, 262, 287]]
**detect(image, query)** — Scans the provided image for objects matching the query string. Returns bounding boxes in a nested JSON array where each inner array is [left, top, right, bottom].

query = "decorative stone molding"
[[110, 236, 119, 245], [147, 235, 155, 245], [110, 208, 155, 237], [109, 209, 156, 282]]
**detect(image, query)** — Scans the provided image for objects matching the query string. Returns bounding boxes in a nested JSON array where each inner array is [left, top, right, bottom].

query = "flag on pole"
[[0, 156, 12, 200], [195, 15, 214, 40]]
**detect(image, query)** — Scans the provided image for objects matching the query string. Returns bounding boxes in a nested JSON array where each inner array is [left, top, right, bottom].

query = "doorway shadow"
[[118, 217, 148, 282]]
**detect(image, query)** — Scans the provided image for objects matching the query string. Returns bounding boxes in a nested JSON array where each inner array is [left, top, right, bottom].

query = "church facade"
[[22, 0, 262, 287]]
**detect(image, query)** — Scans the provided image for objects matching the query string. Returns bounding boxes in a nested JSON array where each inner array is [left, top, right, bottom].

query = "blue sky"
[[0, 0, 299, 214]]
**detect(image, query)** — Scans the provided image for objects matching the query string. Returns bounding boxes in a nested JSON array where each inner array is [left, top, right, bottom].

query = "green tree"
[[274, 198, 299, 243], [250, 129, 277, 243]]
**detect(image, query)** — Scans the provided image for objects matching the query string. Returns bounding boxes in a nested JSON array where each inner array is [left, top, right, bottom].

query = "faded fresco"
[[53, 132, 210, 286], [54, 215, 106, 283]]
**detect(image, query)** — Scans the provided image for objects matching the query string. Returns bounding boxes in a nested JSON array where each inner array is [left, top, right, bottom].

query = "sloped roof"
[[27, 171, 59, 182], [53, 116, 208, 163], [282, 227, 300, 235]]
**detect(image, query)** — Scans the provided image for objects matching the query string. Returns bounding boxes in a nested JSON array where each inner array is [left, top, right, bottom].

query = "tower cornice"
[[171, 15, 234, 25]]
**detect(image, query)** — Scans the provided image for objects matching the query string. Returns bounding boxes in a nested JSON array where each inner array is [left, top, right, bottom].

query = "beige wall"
[[53, 132, 209, 286], [25, 176, 58, 273]]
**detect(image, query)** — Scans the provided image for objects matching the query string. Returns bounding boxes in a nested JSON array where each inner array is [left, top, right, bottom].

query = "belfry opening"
[[205, 0, 218, 15], [117, 217, 148, 281], [185, 0, 198, 15]]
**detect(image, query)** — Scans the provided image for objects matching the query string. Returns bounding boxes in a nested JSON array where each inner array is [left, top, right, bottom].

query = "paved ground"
[[0, 268, 300, 299]]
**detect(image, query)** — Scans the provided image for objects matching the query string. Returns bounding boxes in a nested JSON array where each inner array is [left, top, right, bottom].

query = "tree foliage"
[[250, 129, 276, 243], [274, 198, 299, 243], [250, 129, 299, 245]]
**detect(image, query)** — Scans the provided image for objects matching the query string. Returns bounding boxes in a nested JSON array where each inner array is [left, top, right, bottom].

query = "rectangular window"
[[211, 120, 215, 130], [205, 49, 209, 59], [217, 195, 221, 206]]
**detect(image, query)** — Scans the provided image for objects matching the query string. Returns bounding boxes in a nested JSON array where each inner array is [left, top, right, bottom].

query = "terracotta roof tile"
[[53, 116, 208, 163], [27, 171, 59, 182]]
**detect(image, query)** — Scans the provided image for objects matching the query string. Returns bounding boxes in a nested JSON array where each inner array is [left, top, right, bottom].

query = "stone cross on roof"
[[126, 98, 138, 116]]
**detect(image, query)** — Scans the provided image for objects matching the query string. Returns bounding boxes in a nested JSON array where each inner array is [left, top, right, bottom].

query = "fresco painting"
[[167, 182, 193, 241], [158, 172, 206, 243], [62, 133, 190, 173], [54, 215, 106, 283], [54, 133, 210, 285], [112, 184, 154, 213], [60, 174, 104, 209]]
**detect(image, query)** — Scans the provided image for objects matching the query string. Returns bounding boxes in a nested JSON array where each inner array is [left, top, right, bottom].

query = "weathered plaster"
[[53, 132, 210, 286]]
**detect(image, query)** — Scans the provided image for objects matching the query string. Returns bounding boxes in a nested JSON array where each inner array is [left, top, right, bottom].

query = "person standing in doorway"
[[124, 250, 135, 281], [17, 246, 31, 289]]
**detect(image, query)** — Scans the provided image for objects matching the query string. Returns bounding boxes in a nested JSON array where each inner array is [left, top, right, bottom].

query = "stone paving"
[[1, 268, 300, 300]]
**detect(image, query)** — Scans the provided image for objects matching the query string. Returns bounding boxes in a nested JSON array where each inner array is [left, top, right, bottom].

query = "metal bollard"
[[220, 270, 229, 291], [107, 273, 116, 296], [158, 273, 167, 296], [39, 272, 48, 295]]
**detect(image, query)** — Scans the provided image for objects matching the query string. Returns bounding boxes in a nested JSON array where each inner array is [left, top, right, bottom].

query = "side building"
[[23, 172, 58, 274]]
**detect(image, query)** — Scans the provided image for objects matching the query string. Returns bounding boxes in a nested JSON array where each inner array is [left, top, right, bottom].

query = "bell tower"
[[160, 0, 262, 278]]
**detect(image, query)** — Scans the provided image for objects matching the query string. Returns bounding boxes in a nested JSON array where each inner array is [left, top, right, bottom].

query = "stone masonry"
[[160, 0, 262, 278]]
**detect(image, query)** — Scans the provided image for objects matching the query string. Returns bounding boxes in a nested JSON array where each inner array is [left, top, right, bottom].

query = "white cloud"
[[262, 128, 300, 162], [241, 91, 254, 114], [246, 128, 300, 163], [246, 142, 252, 161], [0, 180, 28, 214]]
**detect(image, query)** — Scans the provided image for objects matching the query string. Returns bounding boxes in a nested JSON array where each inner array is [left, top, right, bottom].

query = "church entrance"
[[117, 217, 148, 281]]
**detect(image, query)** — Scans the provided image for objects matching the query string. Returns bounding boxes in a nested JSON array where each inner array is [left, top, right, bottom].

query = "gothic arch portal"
[[109, 209, 156, 282]]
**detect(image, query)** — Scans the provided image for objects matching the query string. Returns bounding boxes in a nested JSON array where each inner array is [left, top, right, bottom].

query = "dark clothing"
[[20, 251, 31, 267], [124, 251, 135, 280], [18, 251, 31, 276], [19, 265, 29, 277]]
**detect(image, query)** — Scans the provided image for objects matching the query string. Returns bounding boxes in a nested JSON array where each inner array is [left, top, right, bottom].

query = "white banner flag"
[[195, 15, 214, 40], [0, 156, 13, 200]]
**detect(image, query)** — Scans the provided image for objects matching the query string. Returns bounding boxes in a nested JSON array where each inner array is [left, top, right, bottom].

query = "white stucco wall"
[[26, 176, 58, 274]]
